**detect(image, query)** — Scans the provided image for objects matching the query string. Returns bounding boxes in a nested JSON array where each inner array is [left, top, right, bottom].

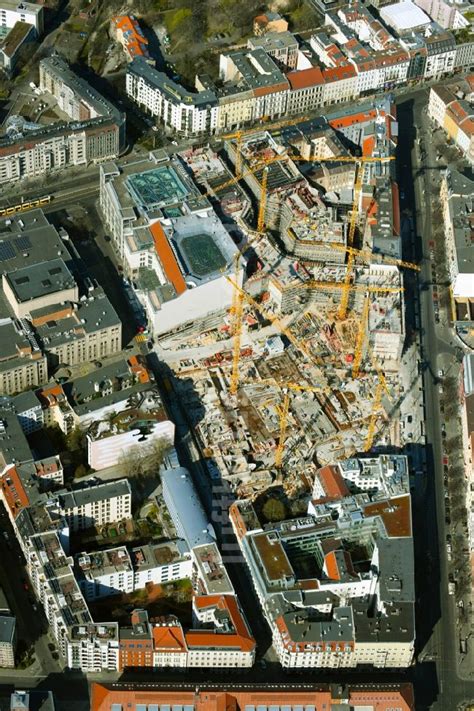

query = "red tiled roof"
[[152, 624, 187, 651], [314, 465, 350, 502], [91, 683, 414, 711], [328, 109, 377, 129], [363, 494, 412, 538], [287, 67, 324, 90], [322, 64, 356, 82], [1, 465, 30, 517], [189, 595, 255, 652]]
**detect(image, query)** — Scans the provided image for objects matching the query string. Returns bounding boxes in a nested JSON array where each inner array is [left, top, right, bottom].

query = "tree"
[[262, 497, 286, 522], [119, 438, 170, 479], [74, 464, 87, 479], [66, 426, 84, 452]]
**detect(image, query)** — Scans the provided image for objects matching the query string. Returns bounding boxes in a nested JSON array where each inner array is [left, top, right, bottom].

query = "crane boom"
[[352, 292, 370, 378], [257, 167, 269, 234], [226, 277, 314, 362], [287, 280, 403, 294], [330, 243, 420, 272], [275, 391, 290, 469]]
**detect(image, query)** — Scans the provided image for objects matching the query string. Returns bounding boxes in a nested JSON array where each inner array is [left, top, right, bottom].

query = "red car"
[[443, 456, 449, 466]]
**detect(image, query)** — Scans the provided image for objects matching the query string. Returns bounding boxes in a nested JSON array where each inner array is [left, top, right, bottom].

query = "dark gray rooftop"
[[58, 479, 131, 510], [0, 404, 33, 465], [5, 259, 75, 304], [12, 389, 41, 413], [0, 614, 15, 644], [128, 58, 217, 108]]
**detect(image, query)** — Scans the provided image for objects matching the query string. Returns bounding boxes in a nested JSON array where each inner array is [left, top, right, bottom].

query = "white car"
[[438, 369, 444, 378]]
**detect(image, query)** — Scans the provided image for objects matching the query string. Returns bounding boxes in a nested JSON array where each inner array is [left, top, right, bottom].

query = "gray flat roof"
[[224, 48, 288, 90], [0, 614, 15, 644], [12, 389, 41, 413], [40, 55, 123, 124], [59, 479, 131, 509], [162, 467, 215, 549], [0, 321, 33, 363], [5, 259, 75, 303], [128, 58, 217, 108], [0, 404, 33, 465], [67, 358, 131, 403]]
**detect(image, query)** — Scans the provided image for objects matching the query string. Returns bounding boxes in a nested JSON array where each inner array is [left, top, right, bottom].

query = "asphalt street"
[[396, 89, 474, 710]]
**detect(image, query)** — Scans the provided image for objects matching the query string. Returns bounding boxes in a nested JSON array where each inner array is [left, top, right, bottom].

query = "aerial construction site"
[[163, 96, 422, 505]]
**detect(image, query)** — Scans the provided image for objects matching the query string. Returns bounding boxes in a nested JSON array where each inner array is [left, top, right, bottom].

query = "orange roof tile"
[[363, 494, 412, 537], [324, 550, 341, 580], [152, 625, 187, 651], [329, 109, 378, 130], [287, 67, 324, 90], [322, 64, 356, 82], [91, 684, 413, 711], [150, 221, 187, 296], [314, 465, 350, 502], [1, 465, 30, 517], [189, 595, 255, 652]]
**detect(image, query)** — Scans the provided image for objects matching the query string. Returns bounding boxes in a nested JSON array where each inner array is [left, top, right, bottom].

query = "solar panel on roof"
[[0, 242, 15, 261], [14, 236, 32, 252]]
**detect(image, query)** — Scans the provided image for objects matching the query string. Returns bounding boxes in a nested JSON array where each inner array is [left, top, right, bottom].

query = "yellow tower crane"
[[330, 243, 421, 272], [288, 281, 403, 294], [226, 276, 315, 362], [337, 162, 365, 321], [257, 167, 269, 234], [364, 354, 391, 451], [352, 292, 370, 378], [229, 253, 244, 396], [273, 382, 329, 470], [221, 114, 313, 176]]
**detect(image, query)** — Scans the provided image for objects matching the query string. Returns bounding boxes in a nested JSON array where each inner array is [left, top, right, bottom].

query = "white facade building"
[[56, 479, 132, 532], [0, 0, 43, 35], [126, 58, 218, 137]]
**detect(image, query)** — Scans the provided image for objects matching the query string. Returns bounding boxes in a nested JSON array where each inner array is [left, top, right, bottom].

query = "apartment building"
[[440, 169, 474, 303], [0, 210, 121, 383], [32, 288, 122, 368], [0, 0, 43, 35], [76, 539, 192, 600], [54, 480, 132, 532], [0, 321, 47, 395], [247, 31, 299, 70], [0, 55, 124, 184], [231, 454, 415, 669], [428, 76, 474, 165], [423, 29, 457, 78], [12, 390, 43, 434], [91, 682, 416, 711], [111, 15, 151, 63], [126, 58, 218, 137], [0, 589, 15, 669]]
